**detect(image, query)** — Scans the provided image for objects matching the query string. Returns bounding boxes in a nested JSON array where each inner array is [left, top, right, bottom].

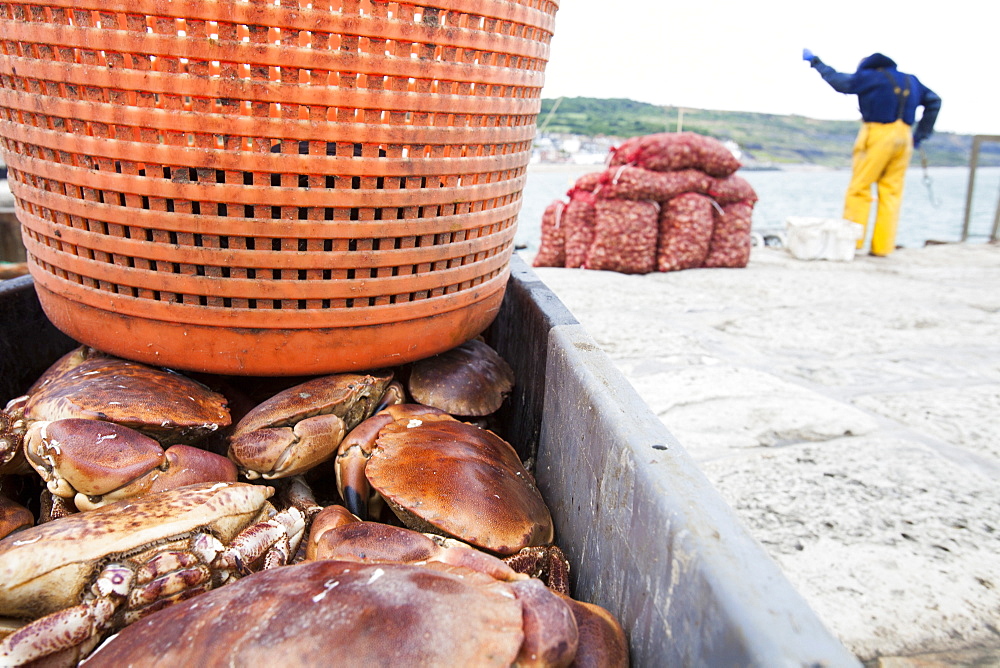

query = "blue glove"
[[802, 48, 816, 62]]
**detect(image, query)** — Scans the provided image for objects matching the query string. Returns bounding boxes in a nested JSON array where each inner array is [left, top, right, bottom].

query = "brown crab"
[[407, 337, 515, 420], [0, 347, 231, 478], [292, 502, 625, 665], [81, 559, 580, 667], [303, 510, 628, 666], [335, 404, 554, 557], [0, 482, 304, 666], [226, 370, 402, 481]]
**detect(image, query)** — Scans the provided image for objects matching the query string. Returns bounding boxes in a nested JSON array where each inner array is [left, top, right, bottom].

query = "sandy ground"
[[526, 242, 1000, 664]]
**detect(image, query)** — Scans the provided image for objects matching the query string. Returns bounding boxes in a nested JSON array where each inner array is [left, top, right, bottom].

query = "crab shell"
[[407, 338, 515, 417], [23, 346, 99, 396], [364, 413, 554, 556], [10, 348, 231, 446], [82, 560, 579, 668], [0, 482, 276, 620], [227, 370, 397, 480]]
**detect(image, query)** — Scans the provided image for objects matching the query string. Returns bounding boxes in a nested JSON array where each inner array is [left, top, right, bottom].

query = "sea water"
[[514, 165, 1000, 252]]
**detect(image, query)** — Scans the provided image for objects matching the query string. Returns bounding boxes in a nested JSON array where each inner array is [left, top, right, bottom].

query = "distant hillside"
[[538, 97, 999, 168]]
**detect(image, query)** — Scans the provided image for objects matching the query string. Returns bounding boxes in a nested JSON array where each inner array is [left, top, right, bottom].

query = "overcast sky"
[[538, 0, 997, 136]]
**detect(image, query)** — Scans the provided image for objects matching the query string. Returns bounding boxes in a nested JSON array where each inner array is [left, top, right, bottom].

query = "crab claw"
[[509, 578, 580, 668], [333, 414, 389, 520], [227, 372, 396, 480], [0, 494, 33, 540], [24, 419, 237, 511], [375, 380, 407, 412], [557, 594, 630, 668], [303, 505, 361, 560], [228, 414, 348, 481], [334, 404, 447, 520], [24, 419, 164, 511], [306, 518, 528, 585], [149, 445, 239, 494]]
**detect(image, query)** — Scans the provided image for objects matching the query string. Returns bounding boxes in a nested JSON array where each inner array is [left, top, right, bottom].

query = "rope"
[[919, 147, 940, 207], [610, 163, 629, 185]]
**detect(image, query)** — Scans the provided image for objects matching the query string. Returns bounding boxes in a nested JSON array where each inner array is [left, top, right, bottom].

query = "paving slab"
[[529, 242, 1000, 663]]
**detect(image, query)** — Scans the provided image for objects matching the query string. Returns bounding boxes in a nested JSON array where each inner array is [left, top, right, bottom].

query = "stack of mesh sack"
[[533, 132, 758, 274]]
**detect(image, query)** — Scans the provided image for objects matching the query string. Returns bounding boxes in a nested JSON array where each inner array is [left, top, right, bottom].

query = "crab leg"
[[0, 404, 30, 476], [0, 564, 131, 667], [128, 550, 214, 609], [0, 598, 114, 666], [503, 546, 572, 596], [217, 508, 305, 576], [278, 476, 324, 521]]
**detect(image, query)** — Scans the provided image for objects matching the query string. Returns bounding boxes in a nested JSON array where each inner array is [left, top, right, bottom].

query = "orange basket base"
[[34, 283, 506, 377]]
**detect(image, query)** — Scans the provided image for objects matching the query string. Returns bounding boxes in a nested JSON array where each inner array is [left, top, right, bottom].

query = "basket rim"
[[0, 0, 557, 64]]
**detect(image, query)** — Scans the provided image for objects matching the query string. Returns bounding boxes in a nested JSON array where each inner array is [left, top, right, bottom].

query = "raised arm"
[[913, 86, 942, 148]]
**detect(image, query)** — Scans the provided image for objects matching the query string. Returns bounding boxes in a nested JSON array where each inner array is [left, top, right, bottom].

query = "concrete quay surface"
[[528, 242, 1000, 665]]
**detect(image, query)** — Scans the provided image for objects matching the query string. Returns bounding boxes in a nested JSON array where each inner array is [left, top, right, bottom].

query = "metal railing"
[[961, 134, 1000, 242]]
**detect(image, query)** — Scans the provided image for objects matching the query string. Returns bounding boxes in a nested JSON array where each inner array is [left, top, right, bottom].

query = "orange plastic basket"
[[0, 0, 558, 375]]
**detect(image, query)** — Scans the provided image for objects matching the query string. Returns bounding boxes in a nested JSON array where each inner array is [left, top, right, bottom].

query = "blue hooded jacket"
[[811, 53, 941, 146]]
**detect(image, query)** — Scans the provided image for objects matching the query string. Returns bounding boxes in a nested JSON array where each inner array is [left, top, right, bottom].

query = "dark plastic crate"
[[0, 274, 75, 401], [0, 257, 858, 666]]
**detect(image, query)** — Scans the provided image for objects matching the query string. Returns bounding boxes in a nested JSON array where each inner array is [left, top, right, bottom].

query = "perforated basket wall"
[[0, 0, 558, 375]]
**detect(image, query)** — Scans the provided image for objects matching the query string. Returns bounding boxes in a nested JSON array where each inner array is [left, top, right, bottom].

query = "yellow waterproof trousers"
[[843, 120, 913, 256]]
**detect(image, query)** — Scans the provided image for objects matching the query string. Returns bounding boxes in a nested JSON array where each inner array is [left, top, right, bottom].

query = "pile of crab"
[[0, 340, 628, 667]]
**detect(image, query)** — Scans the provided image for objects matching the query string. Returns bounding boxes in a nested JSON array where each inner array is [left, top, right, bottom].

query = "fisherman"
[[802, 50, 941, 256]]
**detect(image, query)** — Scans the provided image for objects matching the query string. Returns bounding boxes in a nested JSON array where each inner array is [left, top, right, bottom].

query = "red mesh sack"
[[585, 199, 659, 274], [562, 189, 598, 269], [708, 174, 758, 205], [609, 132, 741, 177], [656, 193, 715, 272], [703, 200, 754, 268], [600, 166, 713, 201], [572, 170, 606, 193], [532, 199, 568, 268]]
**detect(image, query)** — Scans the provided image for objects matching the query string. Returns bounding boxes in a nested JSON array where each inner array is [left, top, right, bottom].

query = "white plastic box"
[[785, 216, 865, 261]]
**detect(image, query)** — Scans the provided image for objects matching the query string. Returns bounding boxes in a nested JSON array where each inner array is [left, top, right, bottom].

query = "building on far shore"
[[531, 132, 783, 170]]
